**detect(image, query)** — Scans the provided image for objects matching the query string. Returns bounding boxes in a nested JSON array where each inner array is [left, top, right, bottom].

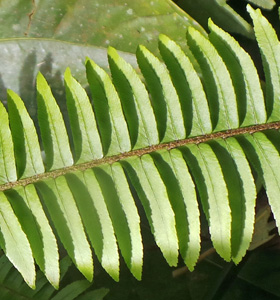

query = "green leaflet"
[[0, 102, 17, 184], [64, 68, 103, 163], [248, 5, 280, 121], [5, 185, 59, 288], [81, 170, 119, 281], [110, 163, 143, 280], [94, 163, 143, 280], [0, 192, 35, 288], [182, 143, 231, 261], [36, 177, 93, 282], [136, 45, 186, 142], [86, 58, 131, 156], [158, 34, 212, 137], [208, 19, 266, 126], [122, 155, 178, 266], [36, 72, 73, 170], [65, 170, 119, 282], [7, 90, 45, 178], [151, 149, 200, 271], [108, 47, 159, 149], [186, 26, 239, 131], [241, 131, 280, 231], [209, 138, 256, 263]]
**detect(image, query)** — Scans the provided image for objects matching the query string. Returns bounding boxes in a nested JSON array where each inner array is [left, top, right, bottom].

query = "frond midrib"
[[3, 120, 280, 193]]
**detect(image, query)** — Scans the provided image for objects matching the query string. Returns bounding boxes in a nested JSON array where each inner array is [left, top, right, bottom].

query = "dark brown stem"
[[2, 121, 280, 192]]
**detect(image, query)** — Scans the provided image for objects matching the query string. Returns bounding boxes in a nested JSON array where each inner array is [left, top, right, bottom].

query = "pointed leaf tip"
[[158, 34, 169, 43], [64, 67, 71, 78], [208, 18, 214, 28], [36, 71, 44, 83], [107, 46, 117, 55]]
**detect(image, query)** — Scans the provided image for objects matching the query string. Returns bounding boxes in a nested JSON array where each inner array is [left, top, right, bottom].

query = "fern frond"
[[0, 5, 279, 289]]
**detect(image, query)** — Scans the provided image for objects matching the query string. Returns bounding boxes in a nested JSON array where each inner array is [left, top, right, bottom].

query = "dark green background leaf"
[[0, 0, 204, 53], [175, 0, 254, 38], [0, 0, 204, 114]]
